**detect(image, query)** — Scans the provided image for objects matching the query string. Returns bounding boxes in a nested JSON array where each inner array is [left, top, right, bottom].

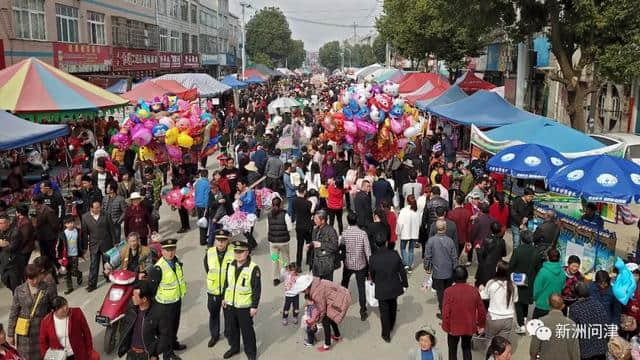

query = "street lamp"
[[239, 1, 252, 80]]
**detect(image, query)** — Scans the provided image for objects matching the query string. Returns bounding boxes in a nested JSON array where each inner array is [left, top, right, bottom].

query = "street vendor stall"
[[0, 57, 129, 122]]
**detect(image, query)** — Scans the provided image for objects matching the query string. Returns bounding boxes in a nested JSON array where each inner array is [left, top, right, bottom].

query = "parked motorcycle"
[[95, 269, 136, 354]]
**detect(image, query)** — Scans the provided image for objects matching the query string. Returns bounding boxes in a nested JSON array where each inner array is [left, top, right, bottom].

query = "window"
[[200, 10, 206, 26], [190, 4, 197, 24], [170, 30, 180, 52], [111, 16, 158, 50], [56, 4, 79, 43], [13, 0, 46, 40], [168, 0, 178, 17], [180, 0, 188, 21], [191, 34, 198, 53], [87, 11, 105, 45], [159, 28, 168, 51], [157, 0, 166, 14], [124, 0, 152, 7], [182, 32, 189, 53]]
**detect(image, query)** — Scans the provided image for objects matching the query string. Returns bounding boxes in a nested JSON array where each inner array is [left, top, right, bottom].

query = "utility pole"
[[239, 1, 252, 80], [385, 41, 390, 68], [353, 22, 357, 45]]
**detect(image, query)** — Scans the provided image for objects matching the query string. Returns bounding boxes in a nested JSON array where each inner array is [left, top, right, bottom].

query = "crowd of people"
[[0, 75, 638, 360]]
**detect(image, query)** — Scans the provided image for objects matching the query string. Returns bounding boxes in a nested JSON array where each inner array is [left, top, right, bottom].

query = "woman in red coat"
[[39, 296, 93, 360], [489, 192, 509, 235], [0, 323, 22, 360]]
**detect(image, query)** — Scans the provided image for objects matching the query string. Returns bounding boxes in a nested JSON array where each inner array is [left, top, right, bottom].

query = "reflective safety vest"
[[155, 257, 187, 304], [206, 245, 235, 295], [223, 261, 257, 308]]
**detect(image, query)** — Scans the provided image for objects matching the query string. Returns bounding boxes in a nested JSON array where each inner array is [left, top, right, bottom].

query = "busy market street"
[[1, 1, 640, 360]]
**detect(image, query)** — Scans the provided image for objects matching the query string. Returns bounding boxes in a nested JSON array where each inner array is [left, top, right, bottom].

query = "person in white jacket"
[[479, 260, 518, 342], [396, 194, 422, 272]]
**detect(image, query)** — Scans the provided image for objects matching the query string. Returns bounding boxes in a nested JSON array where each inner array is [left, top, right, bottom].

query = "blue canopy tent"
[[427, 90, 546, 128], [106, 79, 128, 94], [478, 118, 606, 154], [416, 85, 467, 111], [0, 111, 69, 150], [222, 75, 247, 89], [245, 75, 265, 84]]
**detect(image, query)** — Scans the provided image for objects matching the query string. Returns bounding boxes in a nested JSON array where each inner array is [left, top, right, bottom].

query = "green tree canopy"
[[372, 35, 387, 64], [319, 41, 341, 71], [245, 7, 292, 67], [251, 52, 273, 68], [497, 0, 640, 131], [287, 39, 306, 69]]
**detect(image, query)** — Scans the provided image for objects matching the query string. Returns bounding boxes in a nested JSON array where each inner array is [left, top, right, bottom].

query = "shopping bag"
[[365, 280, 379, 307], [106, 241, 127, 268], [197, 217, 209, 229]]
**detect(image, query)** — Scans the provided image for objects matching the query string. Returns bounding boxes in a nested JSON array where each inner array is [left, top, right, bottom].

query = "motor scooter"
[[95, 269, 136, 354]]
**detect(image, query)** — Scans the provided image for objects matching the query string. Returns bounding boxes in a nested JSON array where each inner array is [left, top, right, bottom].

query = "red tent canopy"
[[399, 73, 448, 94], [457, 71, 496, 94], [404, 84, 450, 105], [122, 80, 194, 103], [242, 68, 268, 80]]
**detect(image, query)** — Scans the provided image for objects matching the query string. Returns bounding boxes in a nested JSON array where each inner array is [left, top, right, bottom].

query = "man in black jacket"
[[292, 185, 313, 269], [533, 209, 560, 258], [117, 281, 164, 359], [81, 199, 115, 292], [79, 174, 103, 215], [419, 186, 449, 258], [510, 188, 534, 249], [369, 234, 408, 343], [372, 170, 394, 208], [354, 180, 373, 230], [0, 214, 24, 292]]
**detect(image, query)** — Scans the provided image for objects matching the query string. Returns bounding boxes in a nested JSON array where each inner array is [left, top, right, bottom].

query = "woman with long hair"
[[305, 162, 322, 192], [380, 200, 397, 250], [480, 260, 517, 342], [396, 194, 421, 272], [267, 197, 292, 286]]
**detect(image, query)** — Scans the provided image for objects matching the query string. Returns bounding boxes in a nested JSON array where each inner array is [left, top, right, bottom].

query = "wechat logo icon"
[[526, 319, 552, 341]]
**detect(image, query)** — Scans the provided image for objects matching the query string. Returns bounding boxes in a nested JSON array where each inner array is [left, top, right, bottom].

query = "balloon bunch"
[[110, 95, 218, 164], [320, 81, 422, 161], [163, 185, 196, 211]]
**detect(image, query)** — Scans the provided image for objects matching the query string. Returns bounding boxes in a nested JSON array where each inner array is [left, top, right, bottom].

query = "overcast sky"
[[229, 0, 383, 51]]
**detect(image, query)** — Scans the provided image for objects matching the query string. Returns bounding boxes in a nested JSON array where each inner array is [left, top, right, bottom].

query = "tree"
[[372, 35, 387, 64], [494, 0, 640, 132], [252, 52, 273, 68], [287, 39, 306, 69], [245, 7, 292, 67], [319, 41, 341, 71], [377, 0, 507, 77]]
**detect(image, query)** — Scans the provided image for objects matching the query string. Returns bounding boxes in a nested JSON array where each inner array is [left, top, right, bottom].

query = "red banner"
[[159, 52, 182, 69], [0, 40, 5, 70], [182, 53, 200, 68], [53, 43, 111, 73], [112, 48, 158, 71]]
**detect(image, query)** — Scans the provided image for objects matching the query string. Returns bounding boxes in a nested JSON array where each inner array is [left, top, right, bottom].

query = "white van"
[[590, 132, 640, 165]]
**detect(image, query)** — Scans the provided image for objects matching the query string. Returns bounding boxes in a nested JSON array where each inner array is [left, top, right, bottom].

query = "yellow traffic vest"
[[155, 257, 187, 304], [206, 244, 235, 295], [224, 261, 257, 308]]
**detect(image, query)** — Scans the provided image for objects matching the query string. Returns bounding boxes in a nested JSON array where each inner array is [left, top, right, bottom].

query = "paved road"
[[0, 201, 536, 360]]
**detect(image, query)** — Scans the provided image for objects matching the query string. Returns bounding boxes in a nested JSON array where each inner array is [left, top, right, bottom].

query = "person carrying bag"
[[14, 291, 42, 337]]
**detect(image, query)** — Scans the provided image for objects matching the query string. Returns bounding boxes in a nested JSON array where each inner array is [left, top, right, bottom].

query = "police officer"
[[222, 240, 261, 360], [204, 229, 235, 348], [149, 238, 186, 360]]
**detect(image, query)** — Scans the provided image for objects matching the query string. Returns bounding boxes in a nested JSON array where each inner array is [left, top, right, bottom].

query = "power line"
[[286, 16, 377, 28]]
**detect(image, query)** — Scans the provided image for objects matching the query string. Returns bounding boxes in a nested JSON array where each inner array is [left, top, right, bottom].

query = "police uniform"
[[204, 230, 235, 347], [223, 240, 261, 360], [149, 238, 187, 359]]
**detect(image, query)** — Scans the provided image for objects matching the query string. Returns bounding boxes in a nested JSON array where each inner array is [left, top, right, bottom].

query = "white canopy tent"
[[155, 73, 231, 97]]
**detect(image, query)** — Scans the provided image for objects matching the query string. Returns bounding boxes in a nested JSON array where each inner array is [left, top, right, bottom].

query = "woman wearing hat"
[[408, 325, 444, 360], [124, 191, 151, 246]]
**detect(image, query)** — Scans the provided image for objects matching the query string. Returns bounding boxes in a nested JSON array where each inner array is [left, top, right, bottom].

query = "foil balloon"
[[397, 138, 409, 149], [343, 120, 357, 135], [355, 119, 377, 135], [370, 105, 380, 123], [131, 125, 152, 147], [177, 118, 190, 131], [342, 106, 354, 120], [165, 189, 183, 208], [152, 124, 169, 138], [139, 146, 155, 161], [177, 132, 194, 148], [165, 127, 179, 145], [182, 196, 195, 211], [403, 126, 420, 138], [159, 116, 174, 129], [374, 93, 393, 112], [166, 145, 182, 162], [143, 119, 157, 129], [345, 134, 355, 144], [390, 117, 404, 135]]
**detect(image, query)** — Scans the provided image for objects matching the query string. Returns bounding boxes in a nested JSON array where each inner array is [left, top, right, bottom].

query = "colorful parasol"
[[0, 57, 128, 113]]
